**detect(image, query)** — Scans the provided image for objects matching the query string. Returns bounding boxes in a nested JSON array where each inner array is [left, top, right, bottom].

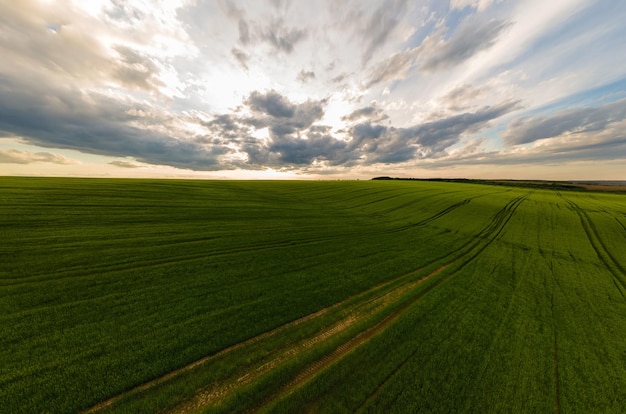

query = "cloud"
[[208, 90, 518, 168], [247, 90, 296, 118], [109, 160, 143, 168], [113, 46, 164, 92], [0, 0, 192, 103], [1, 1, 624, 177], [217, 0, 244, 19], [0, 76, 229, 170], [269, 134, 348, 165], [205, 114, 252, 141], [260, 20, 307, 53], [224, 94, 517, 168], [0, 1, 111, 82], [361, 0, 408, 64], [435, 120, 626, 168], [419, 18, 511, 72], [0, 149, 77, 164], [351, 99, 520, 164], [238, 18, 250, 44], [504, 98, 626, 146], [365, 48, 418, 87], [202, 91, 331, 167], [363, 17, 510, 88], [341, 105, 389, 122], [231, 48, 249, 70], [449, 0, 496, 12], [244, 91, 326, 139], [297, 70, 316, 83], [439, 84, 485, 111], [406, 101, 519, 149]]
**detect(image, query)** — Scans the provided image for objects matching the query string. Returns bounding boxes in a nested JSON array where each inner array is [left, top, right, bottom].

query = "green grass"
[[1, 177, 625, 413]]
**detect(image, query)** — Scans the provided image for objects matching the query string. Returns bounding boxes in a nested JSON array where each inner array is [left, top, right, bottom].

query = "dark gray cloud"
[[342, 105, 389, 122], [224, 92, 518, 168], [403, 101, 519, 150], [204, 113, 252, 141], [504, 99, 626, 145], [348, 100, 519, 164], [247, 90, 296, 118], [0, 75, 230, 170], [250, 95, 325, 139], [269, 134, 348, 165], [244, 91, 325, 130], [361, 0, 408, 64], [430, 132, 626, 168], [420, 18, 511, 72], [202, 90, 353, 167]]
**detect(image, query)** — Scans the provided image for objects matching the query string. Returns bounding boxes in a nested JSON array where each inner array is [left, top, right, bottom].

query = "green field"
[[2, 177, 626, 413]]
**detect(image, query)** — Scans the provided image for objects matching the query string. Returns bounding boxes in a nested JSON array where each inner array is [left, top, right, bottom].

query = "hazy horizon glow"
[[1, 0, 625, 180]]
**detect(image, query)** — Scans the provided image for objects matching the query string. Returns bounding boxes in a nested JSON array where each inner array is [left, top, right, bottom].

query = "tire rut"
[[248, 193, 529, 413], [174, 264, 453, 414], [558, 194, 626, 300], [355, 198, 529, 413], [85, 193, 529, 414], [552, 293, 562, 414], [8, 195, 484, 288], [83, 264, 433, 413]]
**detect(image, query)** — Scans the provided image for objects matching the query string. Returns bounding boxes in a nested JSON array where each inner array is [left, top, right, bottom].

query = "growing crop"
[[1, 178, 625, 413]]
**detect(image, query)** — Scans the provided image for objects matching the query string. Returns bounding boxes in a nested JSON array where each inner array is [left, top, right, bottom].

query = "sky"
[[1, 0, 625, 180]]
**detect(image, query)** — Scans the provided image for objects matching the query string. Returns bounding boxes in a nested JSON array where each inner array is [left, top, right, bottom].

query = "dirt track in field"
[[84, 194, 528, 414]]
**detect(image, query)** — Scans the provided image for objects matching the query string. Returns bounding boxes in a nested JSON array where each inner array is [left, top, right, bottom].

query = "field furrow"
[[82, 190, 526, 413], [3, 178, 626, 414], [560, 195, 626, 299], [170, 191, 529, 413]]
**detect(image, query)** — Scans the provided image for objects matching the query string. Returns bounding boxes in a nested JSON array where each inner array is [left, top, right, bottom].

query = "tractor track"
[[173, 263, 456, 414], [83, 194, 529, 414], [550, 293, 562, 414], [6, 193, 482, 288], [355, 198, 529, 413], [83, 262, 437, 413], [246, 194, 529, 413], [558, 194, 626, 300]]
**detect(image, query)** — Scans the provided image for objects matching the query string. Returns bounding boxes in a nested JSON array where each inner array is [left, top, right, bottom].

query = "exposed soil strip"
[[173, 263, 456, 413], [84, 193, 528, 413], [247, 194, 529, 413], [82, 265, 429, 413], [177, 193, 529, 413], [248, 266, 460, 414]]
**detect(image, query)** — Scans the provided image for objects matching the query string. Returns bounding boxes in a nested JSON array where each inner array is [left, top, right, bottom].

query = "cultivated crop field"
[[2, 177, 626, 413]]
